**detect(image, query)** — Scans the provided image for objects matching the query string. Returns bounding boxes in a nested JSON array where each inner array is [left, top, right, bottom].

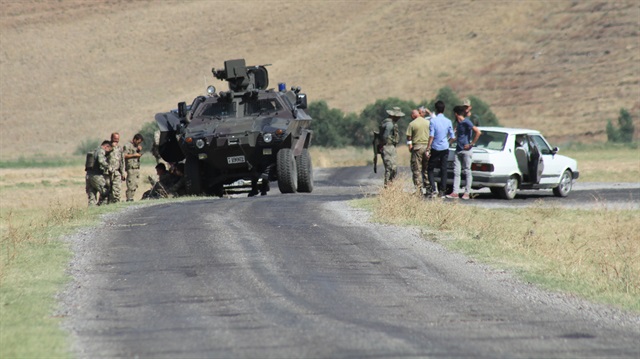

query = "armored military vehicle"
[[154, 59, 313, 196]]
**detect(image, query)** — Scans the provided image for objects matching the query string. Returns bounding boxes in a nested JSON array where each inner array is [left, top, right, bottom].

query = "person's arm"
[[406, 124, 413, 151]]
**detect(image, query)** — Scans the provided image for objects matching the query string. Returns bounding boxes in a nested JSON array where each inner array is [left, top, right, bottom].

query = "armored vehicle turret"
[[154, 59, 313, 196]]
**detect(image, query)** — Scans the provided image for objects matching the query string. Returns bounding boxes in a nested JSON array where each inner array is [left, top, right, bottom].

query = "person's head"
[[453, 105, 467, 122], [418, 106, 428, 118], [411, 109, 419, 119], [110, 132, 120, 145], [101, 140, 112, 152], [132, 133, 144, 146], [463, 105, 472, 117], [155, 163, 167, 175], [434, 100, 445, 115]]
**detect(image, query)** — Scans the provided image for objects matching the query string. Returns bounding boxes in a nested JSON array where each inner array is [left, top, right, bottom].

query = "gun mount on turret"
[[154, 59, 313, 197]]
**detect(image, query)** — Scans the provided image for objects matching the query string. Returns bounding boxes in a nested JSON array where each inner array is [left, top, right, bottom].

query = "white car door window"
[[531, 135, 561, 184]]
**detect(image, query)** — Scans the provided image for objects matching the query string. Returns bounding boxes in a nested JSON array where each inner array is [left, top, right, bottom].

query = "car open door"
[[530, 134, 562, 185]]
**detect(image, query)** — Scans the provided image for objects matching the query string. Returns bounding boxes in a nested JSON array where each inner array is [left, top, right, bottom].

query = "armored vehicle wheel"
[[185, 156, 203, 195], [296, 149, 313, 193], [277, 148, 298, 193]]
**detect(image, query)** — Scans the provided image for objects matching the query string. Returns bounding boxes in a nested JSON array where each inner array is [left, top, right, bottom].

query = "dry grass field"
[[1, 0, 639, 161]]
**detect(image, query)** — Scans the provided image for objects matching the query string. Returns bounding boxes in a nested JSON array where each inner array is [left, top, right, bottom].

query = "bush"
[[138, 121, 159, 152], [74, 138, 101, 155]]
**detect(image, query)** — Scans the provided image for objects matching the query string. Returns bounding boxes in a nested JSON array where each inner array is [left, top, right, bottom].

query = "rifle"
[[372, 131, 380, 173]]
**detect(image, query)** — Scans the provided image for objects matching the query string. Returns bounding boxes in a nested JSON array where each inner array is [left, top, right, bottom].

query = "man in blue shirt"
[[426, 100, 455, 197], [447, 105, 481, 199]]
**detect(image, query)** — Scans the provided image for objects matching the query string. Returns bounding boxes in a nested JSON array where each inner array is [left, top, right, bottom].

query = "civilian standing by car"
[[447, 106, 481, 200], [123, 133, 144, 202], [378, 107, 405, 186], [426, 100, 455, 197], [406, 109, 431, 194]]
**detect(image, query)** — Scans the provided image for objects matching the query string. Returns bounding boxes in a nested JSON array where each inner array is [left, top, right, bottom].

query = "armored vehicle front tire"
[[277, 148, 298, 193], [185, 156, 203, 195], [296, 149, 313, 193]]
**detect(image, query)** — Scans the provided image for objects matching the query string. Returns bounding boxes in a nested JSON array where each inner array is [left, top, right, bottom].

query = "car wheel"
[[552, 169, 572, 197], [296, 149, 313, 193], [185, 155, 203, 195], [277, 148, 298, 193], [499, 175, 518, 200]]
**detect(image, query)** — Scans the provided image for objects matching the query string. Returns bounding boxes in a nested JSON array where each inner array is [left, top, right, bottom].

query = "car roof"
[[478, 127, 542, 135]]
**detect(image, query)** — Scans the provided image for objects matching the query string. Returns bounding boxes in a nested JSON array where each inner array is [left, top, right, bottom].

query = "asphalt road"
[[61, 167, 640, 358]]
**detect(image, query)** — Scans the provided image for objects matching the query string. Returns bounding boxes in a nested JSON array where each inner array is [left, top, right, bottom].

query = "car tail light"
[[472, 163, 494, 172]]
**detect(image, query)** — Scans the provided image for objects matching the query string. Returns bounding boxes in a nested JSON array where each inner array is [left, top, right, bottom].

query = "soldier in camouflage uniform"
[[142, 163, 176, 199], [86, 140, 113, 206], [123, 133, 144, 202], [107, 132, 125, 203], [378, 107, 405, 186]]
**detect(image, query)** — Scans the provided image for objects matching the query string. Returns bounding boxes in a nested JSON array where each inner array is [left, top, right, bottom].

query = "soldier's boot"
[[260, 176, 269, 196]]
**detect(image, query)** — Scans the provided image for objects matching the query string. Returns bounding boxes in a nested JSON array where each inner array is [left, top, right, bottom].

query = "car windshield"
[[245, 98, 282, 115], [475, 131, 507, 150], [199, 102, 236, 118]]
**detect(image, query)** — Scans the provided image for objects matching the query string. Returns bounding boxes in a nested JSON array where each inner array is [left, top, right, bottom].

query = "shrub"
[[74, 138, 101, 155]]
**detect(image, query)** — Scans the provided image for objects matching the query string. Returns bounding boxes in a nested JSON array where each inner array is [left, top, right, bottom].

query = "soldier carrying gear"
[[378, 106, 405, 186], [123, 133, 145, 202], [86, 140, 113, 206]]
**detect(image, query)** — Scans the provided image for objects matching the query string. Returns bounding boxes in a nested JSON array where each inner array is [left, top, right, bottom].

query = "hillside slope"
[[0, 0, 638, 159]]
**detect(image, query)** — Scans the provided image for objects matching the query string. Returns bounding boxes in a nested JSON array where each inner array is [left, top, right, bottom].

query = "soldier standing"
[[378, 106, 405, 186], [86, 140, 113, 206], [107, 132, 125, 203], [406, 108, 431, 194], [123, 133, 144, 201]]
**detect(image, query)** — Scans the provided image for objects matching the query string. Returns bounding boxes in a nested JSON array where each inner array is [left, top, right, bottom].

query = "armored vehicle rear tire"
[[296, 149, 313, 193], [185, 156, 203, 195], [277, 148, 298, 193]]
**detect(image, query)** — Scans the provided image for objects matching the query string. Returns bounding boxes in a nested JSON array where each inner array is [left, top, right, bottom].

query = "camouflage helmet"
[[386, 106, 405, 117]]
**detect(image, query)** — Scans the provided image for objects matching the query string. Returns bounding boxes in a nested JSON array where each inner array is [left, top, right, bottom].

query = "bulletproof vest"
[[85, 151, 95, 172], [91, 149, 103, 173]]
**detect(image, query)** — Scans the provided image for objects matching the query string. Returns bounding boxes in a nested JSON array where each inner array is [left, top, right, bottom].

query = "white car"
[[440, 127, 579, 199]]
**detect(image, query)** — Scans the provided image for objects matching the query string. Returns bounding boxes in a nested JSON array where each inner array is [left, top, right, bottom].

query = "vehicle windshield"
[[199, 102, 236, 118], [245, 98, 282, 115], [475, 131, 507, 150]]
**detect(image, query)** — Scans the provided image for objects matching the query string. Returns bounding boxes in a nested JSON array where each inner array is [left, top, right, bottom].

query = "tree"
[[607, 108, 635, 143], [618, 108, 635, 143], [308, 100, 351, 147], [138, 121, 160, 152], [428, 87, 461, 124], [606, 119, 620, 142], [358, 97, 416, 147], [467, 95, 500, 127], [74, 138, 101, 155]]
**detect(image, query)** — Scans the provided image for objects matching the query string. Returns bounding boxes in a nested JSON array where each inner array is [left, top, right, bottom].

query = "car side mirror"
[[552, 147, 559, 155]]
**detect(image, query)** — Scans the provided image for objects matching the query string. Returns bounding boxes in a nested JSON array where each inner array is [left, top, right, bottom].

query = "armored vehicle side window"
[[199, 102, 236, 118], [245, 99, 282, 115]]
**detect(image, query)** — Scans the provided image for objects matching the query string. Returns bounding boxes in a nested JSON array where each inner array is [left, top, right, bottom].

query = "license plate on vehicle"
[[227, 155, 246, 164]]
